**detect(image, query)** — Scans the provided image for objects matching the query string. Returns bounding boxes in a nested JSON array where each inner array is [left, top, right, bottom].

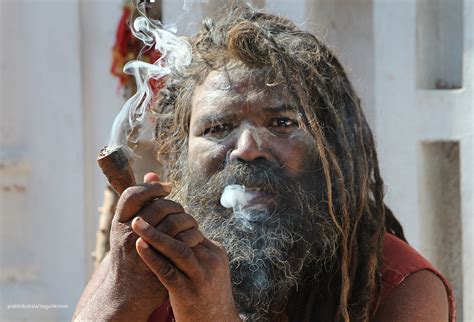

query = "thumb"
[[143, 172, 161, 183]]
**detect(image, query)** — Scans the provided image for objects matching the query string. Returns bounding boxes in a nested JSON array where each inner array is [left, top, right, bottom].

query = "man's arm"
[[74, 266, 160, 322], [73, 253, 110, 319], [373, 269, 449, 321]]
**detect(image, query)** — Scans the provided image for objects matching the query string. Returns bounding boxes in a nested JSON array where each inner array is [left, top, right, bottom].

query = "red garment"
[[380, 233, 456, 321], [148, 301, 173, 322], [148, 233, 456, 321]]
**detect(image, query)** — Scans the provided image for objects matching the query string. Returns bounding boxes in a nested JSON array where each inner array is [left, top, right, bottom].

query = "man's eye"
[[203, 124, 233, 138], [270, 117, 298, 131]]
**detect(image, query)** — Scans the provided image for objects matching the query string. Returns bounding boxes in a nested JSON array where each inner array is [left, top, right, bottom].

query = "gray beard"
[[171, 160, 339, 321]]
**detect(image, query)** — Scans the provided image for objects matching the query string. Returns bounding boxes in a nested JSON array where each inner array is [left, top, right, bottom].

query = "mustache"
[[203, 159, 293, 196]]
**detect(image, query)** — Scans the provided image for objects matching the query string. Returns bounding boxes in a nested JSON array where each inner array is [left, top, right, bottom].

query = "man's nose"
[[228, 128, 272, 163]]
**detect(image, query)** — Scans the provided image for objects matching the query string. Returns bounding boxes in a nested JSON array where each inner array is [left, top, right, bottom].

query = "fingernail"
[[134, 217, 149, 230], [137, 237, 149, 249]]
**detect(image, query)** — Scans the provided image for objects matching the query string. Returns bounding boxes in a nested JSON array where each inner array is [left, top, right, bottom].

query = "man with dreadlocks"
[[74, 6, 455, 322]]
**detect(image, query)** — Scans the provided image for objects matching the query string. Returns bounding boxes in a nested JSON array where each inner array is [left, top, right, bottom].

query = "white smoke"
[[106, 1, 192, 155], [220, 184, 268, 231]]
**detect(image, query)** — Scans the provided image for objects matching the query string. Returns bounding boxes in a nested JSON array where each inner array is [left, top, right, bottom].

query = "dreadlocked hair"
[[154, 5, 406, 321]]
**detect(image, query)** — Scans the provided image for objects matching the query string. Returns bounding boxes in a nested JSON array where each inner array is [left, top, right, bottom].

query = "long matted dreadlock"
[[154, 5, 406, 322]]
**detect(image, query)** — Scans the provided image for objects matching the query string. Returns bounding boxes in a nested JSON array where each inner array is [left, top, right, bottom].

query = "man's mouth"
[[243, 191, 275, 209], [220, 185, 276, 210], [237, 188, 276, 209]]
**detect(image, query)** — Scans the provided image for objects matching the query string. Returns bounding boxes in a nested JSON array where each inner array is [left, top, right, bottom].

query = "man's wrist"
[[74, 273, 154, 322]]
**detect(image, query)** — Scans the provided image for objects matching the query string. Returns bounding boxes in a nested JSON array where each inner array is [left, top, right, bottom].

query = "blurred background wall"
[[1, 0, 472, 321]]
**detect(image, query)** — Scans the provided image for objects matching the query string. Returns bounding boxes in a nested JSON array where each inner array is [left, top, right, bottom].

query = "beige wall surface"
[[1, 0, 472, 321]]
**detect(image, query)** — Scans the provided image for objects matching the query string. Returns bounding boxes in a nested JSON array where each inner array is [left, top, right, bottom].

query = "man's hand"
[[131, 217, 241, 322], [103, 172, 173, 316], [75, 172, 202, 321]]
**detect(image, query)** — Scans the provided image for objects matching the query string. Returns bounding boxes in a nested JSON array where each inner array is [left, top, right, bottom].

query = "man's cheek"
[[188, 143, 228, 177]]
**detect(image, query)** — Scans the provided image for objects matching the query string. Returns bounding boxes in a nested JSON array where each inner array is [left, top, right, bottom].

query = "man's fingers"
[[115, 182, 172, 222], [141, 205, 203, 247], [132, 217, 201, 278], [135, 238, 185, 290], [143, 172, 161, 183], [156, 213, 198, 238], [139, 199, 185, 227], [175, 228, 205, 248]]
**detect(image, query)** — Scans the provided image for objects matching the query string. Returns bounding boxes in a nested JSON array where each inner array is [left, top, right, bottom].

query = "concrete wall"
[[0, 1, 84, 320], [373, 1, 473, 320], [0, 0, 123, 320]]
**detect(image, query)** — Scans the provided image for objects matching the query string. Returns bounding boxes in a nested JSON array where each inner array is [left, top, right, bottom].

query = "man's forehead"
[[191, 63, 293, 114], [201, 64, 269, 91]]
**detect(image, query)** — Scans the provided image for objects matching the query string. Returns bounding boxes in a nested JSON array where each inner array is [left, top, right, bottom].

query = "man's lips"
[[220, 184, 277, 210], [241, 189, 276, 207]]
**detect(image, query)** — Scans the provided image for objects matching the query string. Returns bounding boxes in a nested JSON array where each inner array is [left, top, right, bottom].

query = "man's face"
[[174, 63, 337, 320], [188, 64, 317, 186]]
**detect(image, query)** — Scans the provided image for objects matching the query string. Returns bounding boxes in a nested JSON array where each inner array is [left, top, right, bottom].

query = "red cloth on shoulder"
[[380, 232, 456, 321], [147, 299, 173, 322], [148, 232, 456, 322]]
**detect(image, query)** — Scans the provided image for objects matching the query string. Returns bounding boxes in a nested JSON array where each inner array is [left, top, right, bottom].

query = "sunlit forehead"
[[191, 63, 296, 128]]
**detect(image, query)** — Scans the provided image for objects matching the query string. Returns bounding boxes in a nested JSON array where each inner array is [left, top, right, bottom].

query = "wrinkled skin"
[[188, 65, 315, 180]]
